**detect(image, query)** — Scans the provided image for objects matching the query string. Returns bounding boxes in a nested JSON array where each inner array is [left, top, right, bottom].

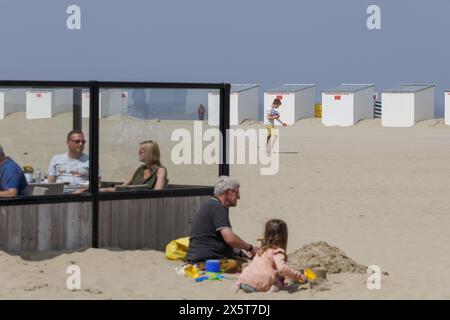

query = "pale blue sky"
[[0, 0, 448, 117]]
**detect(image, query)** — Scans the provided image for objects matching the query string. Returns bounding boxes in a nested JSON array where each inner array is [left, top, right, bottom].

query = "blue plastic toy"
[[205, 260, 221, 273]]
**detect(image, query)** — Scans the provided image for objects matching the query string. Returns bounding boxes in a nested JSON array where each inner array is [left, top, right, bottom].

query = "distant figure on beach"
[[0, 145, 29, 198], [237, 219, 307, 293], [197, 104, 206, 121], [186, 176, 258, 272], [266, 98, 287, 153], [101, 140, 168, 191], [47, 129, 96, 194]]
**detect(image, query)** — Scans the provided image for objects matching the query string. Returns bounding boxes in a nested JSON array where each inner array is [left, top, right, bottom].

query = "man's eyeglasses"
[[69, 139, 86, 145], [229, 189, 240, 197]]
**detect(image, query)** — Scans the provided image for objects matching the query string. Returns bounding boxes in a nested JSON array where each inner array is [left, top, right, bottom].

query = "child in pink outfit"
[[238, 219, 306, 293]]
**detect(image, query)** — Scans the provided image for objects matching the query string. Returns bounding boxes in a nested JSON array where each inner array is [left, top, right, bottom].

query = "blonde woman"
[[103, 140, 168, 191]]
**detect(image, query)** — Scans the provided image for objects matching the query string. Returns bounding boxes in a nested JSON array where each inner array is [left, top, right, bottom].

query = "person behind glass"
[[47, 129, 95, 194], [0, 145, 29, 198], [103, 140, 168, 191], [197, 104, 206, 121]]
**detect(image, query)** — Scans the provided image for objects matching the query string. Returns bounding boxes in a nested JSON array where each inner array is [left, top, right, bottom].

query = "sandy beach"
[[2, 115, 450, 299]]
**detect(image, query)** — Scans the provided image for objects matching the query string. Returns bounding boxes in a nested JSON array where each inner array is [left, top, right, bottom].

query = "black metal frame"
[[0, 80, 230, 247], [220, 84, 230, 176], [73, 88, 82, 130], [90, 82, 100, 247]]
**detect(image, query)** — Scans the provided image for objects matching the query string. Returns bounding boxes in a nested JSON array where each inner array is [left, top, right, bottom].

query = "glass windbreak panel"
[[0, 86, 90, 198], [99, 87, 221, 191]]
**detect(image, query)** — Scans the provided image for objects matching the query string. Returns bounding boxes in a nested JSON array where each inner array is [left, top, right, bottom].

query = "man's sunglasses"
[[69, 139, 87, 145]]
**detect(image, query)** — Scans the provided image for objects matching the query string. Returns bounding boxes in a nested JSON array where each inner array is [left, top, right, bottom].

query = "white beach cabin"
[[26, 89, 73, 119], [208, 84, 259, 126], [0, 89, 26, 120], [82, 89, 90, 118], [263, 84, 316, 126], [82, 89, 129, 118], [322, 84, 374, 126], [445, 90, 450, 125], [381, 84, 435, 127]]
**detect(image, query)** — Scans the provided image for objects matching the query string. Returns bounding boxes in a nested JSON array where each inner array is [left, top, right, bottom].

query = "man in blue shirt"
[[0, 145, 29, 197]]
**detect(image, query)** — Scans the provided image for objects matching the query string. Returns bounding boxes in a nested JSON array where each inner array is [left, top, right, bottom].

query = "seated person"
[[0, 145, 29, 197], [185, 176, 258, 272], [47, 129, 97, 194], [102, 140, 167, 191]]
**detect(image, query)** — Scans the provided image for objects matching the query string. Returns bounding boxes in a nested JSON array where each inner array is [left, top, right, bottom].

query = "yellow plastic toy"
[[304, 268, 317, 281], [184, 265, 200, 279], [299, 268, 317, 283]]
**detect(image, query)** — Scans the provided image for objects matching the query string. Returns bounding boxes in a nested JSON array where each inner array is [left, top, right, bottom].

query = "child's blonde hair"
[[258, 219, 288, 259]]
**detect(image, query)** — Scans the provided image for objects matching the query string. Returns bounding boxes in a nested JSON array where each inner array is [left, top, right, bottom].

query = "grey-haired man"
[[186, 176, 258, 264]]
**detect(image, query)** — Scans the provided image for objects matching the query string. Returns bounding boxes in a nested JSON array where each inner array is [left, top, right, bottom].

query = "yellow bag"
[[165, 237, 190, 260]]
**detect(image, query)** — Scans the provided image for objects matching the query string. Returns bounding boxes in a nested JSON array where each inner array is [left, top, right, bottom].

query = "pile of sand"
[[288, 241, 367, 274]]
